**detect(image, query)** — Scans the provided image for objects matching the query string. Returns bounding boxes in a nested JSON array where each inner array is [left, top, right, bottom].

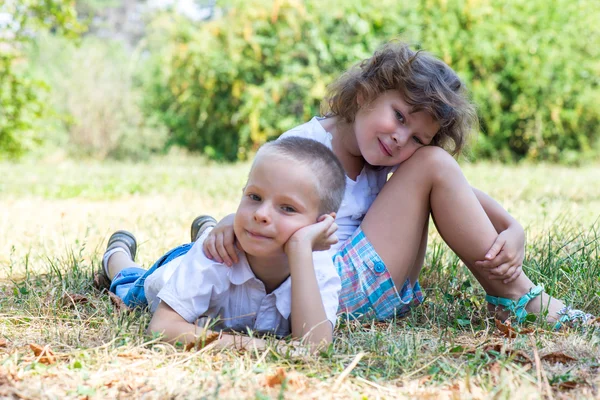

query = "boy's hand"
[[474, 225, 525, 284], [284, 213, 338, 254], [202, 214, 239, 266]]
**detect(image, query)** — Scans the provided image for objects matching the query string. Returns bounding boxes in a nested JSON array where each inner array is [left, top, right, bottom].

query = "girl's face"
[[353, 90, 440, 167]]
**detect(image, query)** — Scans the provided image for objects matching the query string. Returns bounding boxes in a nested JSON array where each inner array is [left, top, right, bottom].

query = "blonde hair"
[[256, 137, 346, 215], [324, 41, 478, 155]]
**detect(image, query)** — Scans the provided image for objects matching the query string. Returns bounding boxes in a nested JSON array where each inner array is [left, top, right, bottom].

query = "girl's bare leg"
[[362, 146, 565, 321]]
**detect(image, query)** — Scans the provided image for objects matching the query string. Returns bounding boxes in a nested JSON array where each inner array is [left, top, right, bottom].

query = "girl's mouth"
[[378, 139, 393, 157]]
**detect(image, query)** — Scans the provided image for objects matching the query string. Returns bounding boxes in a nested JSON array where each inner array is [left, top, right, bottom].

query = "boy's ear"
[[328, 212, 336, 219]]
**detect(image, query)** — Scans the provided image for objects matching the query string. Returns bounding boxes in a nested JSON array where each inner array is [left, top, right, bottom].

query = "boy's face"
[[354, 90, 440, 167], [233, 152, 321, 258]]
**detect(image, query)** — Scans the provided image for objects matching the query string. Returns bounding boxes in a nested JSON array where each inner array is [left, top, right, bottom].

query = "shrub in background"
[[26, 35, 168, 160], [0, 0, 82, 159], [142, 0, 416, 160], [144, 0, 600, 163]]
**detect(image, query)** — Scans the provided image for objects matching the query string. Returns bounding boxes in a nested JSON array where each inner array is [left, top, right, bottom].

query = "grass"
[[1, 158, 599, 399]]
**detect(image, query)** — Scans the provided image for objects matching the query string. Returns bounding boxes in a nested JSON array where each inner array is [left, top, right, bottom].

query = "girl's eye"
[[412, 136, 423, 145], [249, 194, 261, 201], [394, 110, 405, 124], [281, 206, 296, 213]]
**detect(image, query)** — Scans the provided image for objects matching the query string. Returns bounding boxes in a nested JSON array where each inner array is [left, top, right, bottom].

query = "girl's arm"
[[472, 187, 525, 283], [284, 215, 338, 351], [202, 213, 239, 266], [148, 302, 268, 350]]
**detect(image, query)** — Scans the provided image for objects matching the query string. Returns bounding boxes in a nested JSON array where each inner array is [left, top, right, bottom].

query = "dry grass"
[[1, 159, 599, 399]]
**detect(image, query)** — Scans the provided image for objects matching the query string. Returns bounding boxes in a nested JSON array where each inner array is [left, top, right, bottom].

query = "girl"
[[202, 41, 592, 328]]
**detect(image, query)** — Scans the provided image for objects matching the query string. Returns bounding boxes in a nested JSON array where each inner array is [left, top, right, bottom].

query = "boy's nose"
[[253, 205, 271, 223]]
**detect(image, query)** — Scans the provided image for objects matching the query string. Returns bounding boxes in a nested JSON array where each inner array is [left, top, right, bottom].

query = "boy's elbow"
[[147, 316, 167, 338]]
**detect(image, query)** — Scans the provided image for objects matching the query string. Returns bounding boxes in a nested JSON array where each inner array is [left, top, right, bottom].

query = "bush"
[[145, 0, 600, 162], [26, 35, 168, 160], [0, 0, 82, 159]]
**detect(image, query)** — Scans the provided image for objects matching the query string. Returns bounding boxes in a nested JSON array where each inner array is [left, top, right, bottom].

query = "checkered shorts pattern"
[[334, 227, 424, 321]]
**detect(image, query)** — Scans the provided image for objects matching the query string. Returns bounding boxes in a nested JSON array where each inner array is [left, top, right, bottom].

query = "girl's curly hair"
[[323, 41, 478, 155]]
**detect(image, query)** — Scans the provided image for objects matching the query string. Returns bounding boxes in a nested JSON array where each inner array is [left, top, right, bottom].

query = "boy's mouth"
[[245, 229, 272, 240], [378, 139, 393, 157]]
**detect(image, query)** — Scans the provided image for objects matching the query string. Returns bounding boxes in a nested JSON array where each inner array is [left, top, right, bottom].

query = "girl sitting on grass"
[[202, 41, 594, 328]]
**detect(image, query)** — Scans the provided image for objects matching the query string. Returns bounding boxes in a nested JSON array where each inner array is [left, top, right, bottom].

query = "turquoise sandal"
[[486, 285, 544, 324], [555, 307, 595, 330], [486, 286, 595, 330]]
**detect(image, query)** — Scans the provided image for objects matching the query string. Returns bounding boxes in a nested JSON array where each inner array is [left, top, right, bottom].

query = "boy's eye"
[[281, 206, 296, 213], [394, 110, 405, 124], [412, 136, 423, 145], [249, 194, 261, 201]]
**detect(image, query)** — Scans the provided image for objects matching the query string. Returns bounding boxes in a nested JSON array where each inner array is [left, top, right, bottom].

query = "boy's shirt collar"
[[226, 251, 292, 319]]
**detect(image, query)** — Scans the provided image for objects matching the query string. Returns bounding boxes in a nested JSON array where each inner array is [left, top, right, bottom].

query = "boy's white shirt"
[[280, 117, 395, 250], [144, 232, 341, 337]]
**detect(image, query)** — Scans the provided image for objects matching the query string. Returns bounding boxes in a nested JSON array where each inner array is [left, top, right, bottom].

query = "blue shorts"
[[109, 243, 193, 308], [334, 227, 424, 321]]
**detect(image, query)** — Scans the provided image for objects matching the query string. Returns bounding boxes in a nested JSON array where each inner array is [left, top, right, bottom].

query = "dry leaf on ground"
[[469, 343, 532, 364], [108, 292, 131, 312], [184, 332, 220, 352], [29, 343, 56, 364], [0, 338, 7, 348], [557, 381, 579, 390], [361, 321, 390, 329], [60, 293, 91, 308], [541, 352, 577, 363], [495, 318, 534, 338], [262, 367, 287, 387]]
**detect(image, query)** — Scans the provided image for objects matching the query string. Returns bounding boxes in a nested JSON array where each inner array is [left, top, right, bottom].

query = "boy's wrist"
[[284, 238, 313, 255]]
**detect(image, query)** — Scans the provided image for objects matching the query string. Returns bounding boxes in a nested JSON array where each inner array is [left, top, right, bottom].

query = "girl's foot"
[[93, 230, 137, 290], [190, 215, 217, 242], [487, 287, 595, 329]]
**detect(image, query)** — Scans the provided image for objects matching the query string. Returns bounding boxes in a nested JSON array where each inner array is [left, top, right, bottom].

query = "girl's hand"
[[474, 225, 525, 284], [202, 214, 239, 266], [284, 213, 338, 254]]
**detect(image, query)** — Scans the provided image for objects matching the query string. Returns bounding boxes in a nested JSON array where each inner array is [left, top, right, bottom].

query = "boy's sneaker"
[[93, 230, 137, 291], [191, 215, 217, 242]]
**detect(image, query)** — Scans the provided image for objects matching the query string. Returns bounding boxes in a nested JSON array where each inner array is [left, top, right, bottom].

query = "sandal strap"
[[486, 286, 544, 323], [554, 306, 595, 330]]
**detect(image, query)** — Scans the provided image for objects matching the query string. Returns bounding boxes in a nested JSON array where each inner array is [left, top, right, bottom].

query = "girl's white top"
[[280, 117, 394, 249]]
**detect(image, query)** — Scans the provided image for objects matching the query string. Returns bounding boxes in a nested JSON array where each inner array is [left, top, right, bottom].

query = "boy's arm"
[[148, 302, 269, 351], [286, 244, 333, 346], [284, 215, 338, 350]]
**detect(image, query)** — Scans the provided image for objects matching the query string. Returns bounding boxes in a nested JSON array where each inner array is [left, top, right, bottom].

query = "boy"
[[98, 137, 346, 350]]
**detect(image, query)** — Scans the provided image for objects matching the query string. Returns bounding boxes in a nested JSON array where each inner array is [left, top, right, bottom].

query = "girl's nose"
[[391, 131, 407, 147]]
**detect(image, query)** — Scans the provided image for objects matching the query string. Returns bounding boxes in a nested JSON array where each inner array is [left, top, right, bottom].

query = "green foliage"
[[412, 0, 600, 163], [0, 0, 83, 158], [26, 34, 168, 160], [145, 0, 600, 162]]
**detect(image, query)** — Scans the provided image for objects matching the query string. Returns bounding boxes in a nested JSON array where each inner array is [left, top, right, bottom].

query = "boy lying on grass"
[[95, 137, 345, 351]]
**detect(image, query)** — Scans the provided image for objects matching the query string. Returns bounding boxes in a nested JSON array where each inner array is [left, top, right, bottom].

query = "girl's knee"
[[396, 146, 460, 182]]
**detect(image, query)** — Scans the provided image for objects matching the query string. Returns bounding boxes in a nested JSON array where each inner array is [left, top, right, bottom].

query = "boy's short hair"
[[257, 137, 346, 215], [324, 41, 478, 156]]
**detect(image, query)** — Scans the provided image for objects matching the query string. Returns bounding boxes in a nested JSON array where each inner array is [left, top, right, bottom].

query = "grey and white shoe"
[[94, 230, 137, 291], [190, 215, 217, 242]]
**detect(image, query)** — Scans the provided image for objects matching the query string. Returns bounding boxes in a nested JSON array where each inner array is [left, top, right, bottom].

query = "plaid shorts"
[[334, 227, 424, 321]]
